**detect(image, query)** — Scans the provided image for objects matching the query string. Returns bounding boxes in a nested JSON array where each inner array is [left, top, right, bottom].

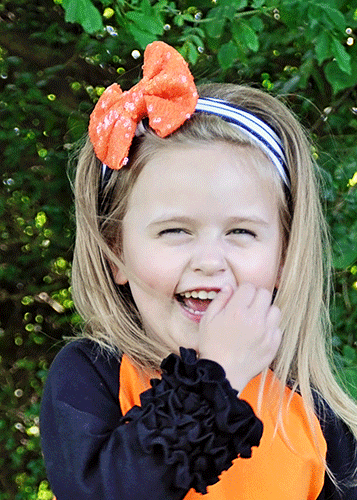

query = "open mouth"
[[175, 289, 218, 317]]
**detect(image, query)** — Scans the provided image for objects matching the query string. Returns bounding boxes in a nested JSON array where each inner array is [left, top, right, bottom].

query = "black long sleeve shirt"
[[40, 339, 357, 500]]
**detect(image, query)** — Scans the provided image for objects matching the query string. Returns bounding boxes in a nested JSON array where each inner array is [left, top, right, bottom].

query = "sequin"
[[124, 102, 135, 111], [88, 41, 198, 170], [103, 116, 111, 129]]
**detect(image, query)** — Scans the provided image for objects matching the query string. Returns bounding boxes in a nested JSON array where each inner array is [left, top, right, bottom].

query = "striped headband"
[[100, 98, 290, 189]]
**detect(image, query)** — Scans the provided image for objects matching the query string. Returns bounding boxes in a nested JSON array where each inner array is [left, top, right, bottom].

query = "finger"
[[269, 327, 283, 356], [203, 284, 234, 322], [259, 327, 282, 373], [264, 307, 282, 359], [232, 282, 257, 309], [249, 287, 273, 316], [266, 303, 281, 330]]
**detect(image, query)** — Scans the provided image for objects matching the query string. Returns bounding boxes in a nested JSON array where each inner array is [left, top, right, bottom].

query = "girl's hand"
[[198, 283, 282, 393]]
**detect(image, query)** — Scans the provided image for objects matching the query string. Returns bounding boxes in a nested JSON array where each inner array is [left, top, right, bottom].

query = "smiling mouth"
[[175, 290, 218, 316]]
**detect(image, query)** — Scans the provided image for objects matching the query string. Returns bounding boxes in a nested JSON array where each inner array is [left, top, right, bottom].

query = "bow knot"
[[89, 42, 198, 170]]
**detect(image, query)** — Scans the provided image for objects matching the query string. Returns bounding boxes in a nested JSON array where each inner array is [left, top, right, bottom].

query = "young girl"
[[40, 41, 357, 499]]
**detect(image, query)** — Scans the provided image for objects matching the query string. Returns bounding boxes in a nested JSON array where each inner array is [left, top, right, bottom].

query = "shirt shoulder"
[[42, 338, 122, 420]]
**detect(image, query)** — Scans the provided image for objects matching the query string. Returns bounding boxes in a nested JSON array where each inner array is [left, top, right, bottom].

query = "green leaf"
[[340, 366, 357, 400], [191, 35, 205, 47], [307, 4, 320, 29], [333, 233, 357, 268], [187, 42, 199, 65], [205, 4, 236, 38], [240, 21, 259, 52], [179, 13, 196, 23], [231, 19, 260, 53], [237, 0, 249, 7], [325, 60, 357, 95], [126, 12, 163, 36], [249, 15, 264, 32], [324, 6, 346, 32], [279, 1, 307, 27], [342, 345, 357, 365], [331, 37, 351, 74], [220, 0, 247, 7], [174, 14, 185, 27], [128, 24, 157, 48], [315, 32, 331, 65], [140, 0, 152, 16], [251, 0, 265, 7], [218, 41, 238, 70], [62, 0, 103, 34], [205, 7, 227, 38]]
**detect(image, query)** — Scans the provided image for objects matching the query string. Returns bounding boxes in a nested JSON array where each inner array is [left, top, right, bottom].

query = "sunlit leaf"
[[325, 60, 357, 94], [62, 0, 104, 34], [315, 32, 330, 65], [331, 37, 351, 75]]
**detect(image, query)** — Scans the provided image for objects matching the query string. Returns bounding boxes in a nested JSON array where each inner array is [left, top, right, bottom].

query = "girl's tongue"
[[182, 296, 212, 312]]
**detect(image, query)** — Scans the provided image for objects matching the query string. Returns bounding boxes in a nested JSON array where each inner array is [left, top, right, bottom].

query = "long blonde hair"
[[71, 83, 357, 457]]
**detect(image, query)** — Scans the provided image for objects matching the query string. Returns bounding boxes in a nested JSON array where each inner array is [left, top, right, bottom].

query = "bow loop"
[[89, 41, 198, 170]]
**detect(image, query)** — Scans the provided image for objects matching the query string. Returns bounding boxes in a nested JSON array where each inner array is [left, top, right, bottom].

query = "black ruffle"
[[122, 348, 263, 494]]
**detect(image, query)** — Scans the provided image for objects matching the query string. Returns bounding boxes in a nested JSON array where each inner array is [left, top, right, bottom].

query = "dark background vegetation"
[[1, 0, 357, 497]]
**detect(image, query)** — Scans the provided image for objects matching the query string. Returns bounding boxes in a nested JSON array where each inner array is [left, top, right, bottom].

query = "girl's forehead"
[[135, 142, 273, 188], [125, 143, 280, 220]]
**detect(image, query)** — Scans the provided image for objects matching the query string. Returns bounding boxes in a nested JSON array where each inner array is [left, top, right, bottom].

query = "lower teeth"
[[186, 306, 204, 316], [176, 296, 207, 316]]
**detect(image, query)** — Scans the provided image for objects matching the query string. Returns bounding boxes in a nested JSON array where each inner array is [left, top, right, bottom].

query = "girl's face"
[[114, 142, 283, 354]]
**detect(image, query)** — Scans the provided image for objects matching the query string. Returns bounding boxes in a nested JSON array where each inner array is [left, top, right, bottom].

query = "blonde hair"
[[71, 83, 357, 467]]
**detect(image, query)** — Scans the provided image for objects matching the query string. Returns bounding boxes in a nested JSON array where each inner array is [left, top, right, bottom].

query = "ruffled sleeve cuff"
[[122, 347, 263, 494]]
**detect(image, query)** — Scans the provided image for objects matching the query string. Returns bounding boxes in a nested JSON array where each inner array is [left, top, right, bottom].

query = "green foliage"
[[337, 345, 357, 400], [62, 0, 104, 34], [0, 0, 356, 497]]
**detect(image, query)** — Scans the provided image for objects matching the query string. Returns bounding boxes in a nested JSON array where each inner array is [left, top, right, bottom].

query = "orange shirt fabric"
[[119, 354, 327, 500]]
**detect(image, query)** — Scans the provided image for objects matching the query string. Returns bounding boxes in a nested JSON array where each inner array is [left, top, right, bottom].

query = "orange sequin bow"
[[88, 41, 198, 170]]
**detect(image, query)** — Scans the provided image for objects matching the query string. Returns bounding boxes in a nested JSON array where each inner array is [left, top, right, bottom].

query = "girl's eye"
[[158, 228, 189, 236], [228, 228, 256, 238]]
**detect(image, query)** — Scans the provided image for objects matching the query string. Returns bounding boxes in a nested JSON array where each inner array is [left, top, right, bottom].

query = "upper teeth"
[[179, 290, 218, 300]]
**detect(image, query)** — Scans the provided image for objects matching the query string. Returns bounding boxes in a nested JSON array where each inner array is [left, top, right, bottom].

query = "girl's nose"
[[190, 242, 227, 276]]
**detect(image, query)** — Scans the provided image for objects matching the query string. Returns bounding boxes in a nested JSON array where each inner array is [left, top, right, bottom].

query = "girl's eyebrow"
[[148, 215, 270, 227], [225, 216, 270, 227], [148, 216, 195, 227]]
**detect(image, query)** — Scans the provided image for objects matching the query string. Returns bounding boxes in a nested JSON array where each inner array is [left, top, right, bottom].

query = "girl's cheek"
[[129, 253, 182, 290]]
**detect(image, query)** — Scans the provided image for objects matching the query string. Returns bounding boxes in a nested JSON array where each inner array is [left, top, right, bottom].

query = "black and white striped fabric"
[[195, 97, 290, 188]]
